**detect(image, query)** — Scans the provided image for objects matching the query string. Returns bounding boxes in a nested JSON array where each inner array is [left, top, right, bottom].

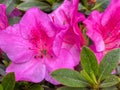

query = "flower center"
[[40, 49, 47, 56]]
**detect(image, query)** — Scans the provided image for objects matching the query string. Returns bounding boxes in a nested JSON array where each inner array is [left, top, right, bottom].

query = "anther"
[[50, 55, 53, 58], [34, 56, 37, 59], [40, 55, 43, 59]]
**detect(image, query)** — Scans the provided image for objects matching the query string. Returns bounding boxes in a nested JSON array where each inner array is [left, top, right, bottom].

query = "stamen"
[[40, 55, 43, 59], [34, 56, 37, 59], [41, 50, 47, 55], [52, 16, 54, 22], [50, 55, 53, 58]]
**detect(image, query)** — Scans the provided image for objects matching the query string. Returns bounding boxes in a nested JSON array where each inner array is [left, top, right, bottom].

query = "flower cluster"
[[0, 0, 119, 84]]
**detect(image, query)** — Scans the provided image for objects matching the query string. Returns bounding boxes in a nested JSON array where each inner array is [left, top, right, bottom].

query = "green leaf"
[[17, 1, 51, 11], [8, 17, 21, 25], [100, 75, 120, 88], [51, 2, 61, 10], [21, 0, 37, 1], [0, 84, 3, 90], [97, 0, 110, 10], [0, 67, 5, 76], [91, 2, 103, 10], [47, 0, 55, 5], [116, 65, 120, 74], [81, 46, 98, 76], [0, 0, 4, 3], [3, 0, 16, 14], [2, 72, 15, 90], [29, 85, 44, 90], [80, 0, 88, 7], [98, 49, 120, 81], [57, 86, 88, 90], [51, 69, 89, 87], [101, 86, 118, 90], [80, 70, 95, 85]]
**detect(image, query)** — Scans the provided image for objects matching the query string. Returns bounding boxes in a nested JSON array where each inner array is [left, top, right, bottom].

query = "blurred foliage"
[[0, 0, 119, 90], [51, 47, 120, 90]]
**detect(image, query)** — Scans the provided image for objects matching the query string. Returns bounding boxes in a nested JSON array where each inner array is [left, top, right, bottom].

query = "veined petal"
[[49, 0, 86, 49], [45, 49, 75, 84], [52, 29, 67, 56], [45, 48, 75, 71], [20, 8, 56, 38], [62, 44, 80, 65], [6, 59, 46, 83], [49, 0, 80, 26], [84, 10, 105, 52], [0, 24, 35, 63], [101, 0, 120, 26]]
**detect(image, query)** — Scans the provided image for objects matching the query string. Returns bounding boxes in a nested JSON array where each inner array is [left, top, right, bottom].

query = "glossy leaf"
[[81, 46, 98, 76], [0, 0, 4, 3], [3, 0, 15, 14], [2, 72, 15, 90], [29, 85, 44, 90], [51, 69, 89, 87], [8, 17, 21, 25], [98, 49, 120, 82], [97, 0, 110, 10], [100, 75, 120, 88], [17, 1, 51, 11], [0, 84, 3, 90], [80, 70, 95, 85], [116, 65, 120, 74], [101, 86, 118, 90], [57, 86, 88, 90]]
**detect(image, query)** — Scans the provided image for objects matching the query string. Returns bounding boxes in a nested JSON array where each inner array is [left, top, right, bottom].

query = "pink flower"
[[49, 0, 86, 65], [84, 0, 120, 62], [0, 4, 79, 84], [0, 4, 7, 26], [0, 4, 8, 58], [8, 8, 22, 18], [0, 4, 8, 31]]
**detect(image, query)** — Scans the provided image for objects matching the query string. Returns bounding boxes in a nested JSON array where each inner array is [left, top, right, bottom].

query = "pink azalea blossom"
[[0, 8, 74, 84], [84, 0, 120, 62], [0, 4, 8, 30], [8, 8, 22, 18], [0, 0, 85, 84], [0, 4, 8, 58], [49, 0, 86, 65]]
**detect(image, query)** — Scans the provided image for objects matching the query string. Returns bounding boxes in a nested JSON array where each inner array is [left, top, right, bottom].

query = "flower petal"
[[62, 44, 80, 65], [45, 49, 75, 84], [49, 0, 81, 26], [52, 29, 67, 56], [20, 8, 56, 38], [101, 0, 120, 26], [0, 24, 35, 63], [84, 10, 105, 52], [45, 48, 75, 72], [6, 59, 46, 83]]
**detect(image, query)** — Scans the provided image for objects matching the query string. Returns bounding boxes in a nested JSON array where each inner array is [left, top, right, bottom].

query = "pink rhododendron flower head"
[[0, 4, 8, 30], [8, 8, 22, 18], [49, 0, 86, 65], [0, 6, 80, 84], [84, 0, 120, 62], [0, 4, 8, 58]]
